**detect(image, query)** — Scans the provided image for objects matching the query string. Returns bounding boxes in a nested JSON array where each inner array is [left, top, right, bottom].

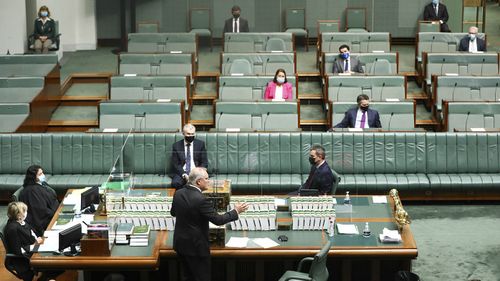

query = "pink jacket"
[[264, 81, 294, 100]]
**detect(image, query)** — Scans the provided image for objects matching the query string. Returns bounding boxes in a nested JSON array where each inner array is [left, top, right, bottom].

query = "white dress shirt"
[[355, 109, 370, 128], [182, 141, 196, 172], [468, 39, 478, 53], [274, 85, 283, 100]]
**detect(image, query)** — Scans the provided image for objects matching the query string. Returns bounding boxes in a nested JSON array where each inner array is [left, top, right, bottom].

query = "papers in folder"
[[379, 228, 402, 243], [336, 224, 359, 235], [226, 237, 280, 248]]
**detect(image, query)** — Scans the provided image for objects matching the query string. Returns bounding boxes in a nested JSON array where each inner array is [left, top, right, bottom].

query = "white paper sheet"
[[372, 196, 388, 204], [336, 224, 359, 235], [103, 128, 119, 132], [225, 237, 250, 248], [252, 238, 280, 248], [36, 230, 61, 252]]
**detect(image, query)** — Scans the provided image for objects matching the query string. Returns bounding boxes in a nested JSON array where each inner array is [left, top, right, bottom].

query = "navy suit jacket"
[[171, 185, 238, 257], [332, 57, 364, 74], [301, 161, 335, 195], [334, 107, 382, 128], [170, 139, 208, 177], [458, 37, 486, 52]]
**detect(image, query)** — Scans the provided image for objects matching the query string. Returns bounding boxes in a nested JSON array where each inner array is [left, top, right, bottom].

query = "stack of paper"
[[379, 228, 402, 243], [225, 237, 279, 248], [130, 225, 150, 246], [336, 224, 359, 235], [372, 196, 387, 204], [115, 223, 134, 245]]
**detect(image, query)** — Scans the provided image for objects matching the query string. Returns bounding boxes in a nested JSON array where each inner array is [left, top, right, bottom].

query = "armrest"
[[283, 275, 313, 281], [297, 256, 314, 272]]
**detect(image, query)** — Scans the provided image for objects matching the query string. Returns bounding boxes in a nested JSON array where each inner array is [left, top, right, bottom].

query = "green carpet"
[[64, 83, 109, 97], [51, 106, 98, 121]]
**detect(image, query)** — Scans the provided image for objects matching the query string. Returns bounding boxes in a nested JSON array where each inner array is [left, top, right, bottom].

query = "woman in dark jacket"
[[33, 6, 56, 53], [18, 165, 59, 237]]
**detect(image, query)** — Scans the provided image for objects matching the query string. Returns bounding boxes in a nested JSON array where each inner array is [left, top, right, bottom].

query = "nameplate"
[[444, 73, 459, 76], [170, 51, 182, 54], [385, 98, 400, 102], [338, 72, 351, 76], [271, 50, 284, 53], [226, 128, 241, 132], [271, 98, 285, 102], [372, 50, 385, 53], [348, 128, 363, 132], [103, 128, 119, 133], [123, 74, 137, 77], [470, 128, 486, 132], [231, 73, 244, 76], [156, 99, 171, 103]]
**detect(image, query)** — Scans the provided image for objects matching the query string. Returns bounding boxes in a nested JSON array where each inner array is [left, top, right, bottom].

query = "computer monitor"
[[59, 223, 82, 256], [81, 186, 99, 214]]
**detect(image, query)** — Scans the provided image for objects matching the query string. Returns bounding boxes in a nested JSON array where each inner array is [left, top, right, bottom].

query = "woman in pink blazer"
[[264, 68, 294, 100]]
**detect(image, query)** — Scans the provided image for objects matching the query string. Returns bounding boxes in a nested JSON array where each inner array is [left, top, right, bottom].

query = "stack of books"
[[86, 221, 109, 239], [115, 223, 134, 245], [130, 225, 150, 247]]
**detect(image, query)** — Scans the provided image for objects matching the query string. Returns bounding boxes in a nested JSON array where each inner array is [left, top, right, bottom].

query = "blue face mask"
[[40, 11, 48, 17], [340, 52, 350, 60], [432, 0, 439, 5], [38, 174, 46, 183]]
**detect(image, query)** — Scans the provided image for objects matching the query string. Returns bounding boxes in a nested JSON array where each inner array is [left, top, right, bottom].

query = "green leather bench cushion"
[[321, 32, 390, 53], [0, 54, 57, 77], [119, 53, 193, 76], [327, 76, 405, 102], [338, 173, 429, 193], [128, 33, 197, 53], [0, 77, 44, 103], [0, 175, 26, 192], [0, 104, 30, 132], [111, 76, 188, 101], [427, 173, 500, 191], [224, 33, 294, 52], [0, 134, 53, 174], [220, 174, 302, 194], [43, 174, 171, 189]]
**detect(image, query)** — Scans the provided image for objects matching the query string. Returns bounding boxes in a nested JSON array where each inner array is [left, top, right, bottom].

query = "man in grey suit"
[[223, 5, 249, 34], [332, 44, 364, 74]]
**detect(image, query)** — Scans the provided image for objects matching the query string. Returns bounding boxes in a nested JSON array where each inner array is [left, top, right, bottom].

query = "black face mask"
[[185, 136, 195, 143], [309, 156, 316, 165], [360, 106, 369, 112], [233, 14, 240, 19]]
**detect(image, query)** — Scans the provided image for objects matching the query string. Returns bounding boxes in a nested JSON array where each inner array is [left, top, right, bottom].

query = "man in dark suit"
[[332, 44, 364, 74], [171, 167, 248, 281], [223, 5, 249, 34], [170, 124, 208, 189], [334, 94, 382, 129], [298, 144, 336, 196], [459, 26, 486, 52], [423, 0, 450, 32]]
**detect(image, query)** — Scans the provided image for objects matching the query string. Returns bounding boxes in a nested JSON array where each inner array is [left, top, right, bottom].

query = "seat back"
[[369, 59, 392, 75], [0, 103, 30, 133], [222, 53, 296, 76], [286, 8, 306, 29], [136, 21, 159, 33], [331, 101, 415, 129], [443, 102, 500, 132], [190, 8, 210, 30], [215, 101, 299, 130], [345, 8, 366, 31], [418, 20, 440, 33], [0, 54, 58, 77], [327, 76, 405, 102], [119, 53, 193, 79], [11, 186, 23, 202], [128, 33, 197, 54], [111, 75, 189, 102], [0, 77, 44, 103], [425, 53, 499, 84], [99, 100, 184, 131], [318, 20, 340, 35], [308, 240, 331, 281], [265, 38, 286, 52], [323, 52, 397, 76], [435, 76, 500, 111], [416, 32, 486, 62], [320, 32, 390, 54], [219, 75, 297, 101]]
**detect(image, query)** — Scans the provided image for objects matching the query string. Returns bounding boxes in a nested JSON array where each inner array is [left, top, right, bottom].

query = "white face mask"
[[38, 174, 46, 183], [469, 34, 476, 41], [276, 77, 285, 84]]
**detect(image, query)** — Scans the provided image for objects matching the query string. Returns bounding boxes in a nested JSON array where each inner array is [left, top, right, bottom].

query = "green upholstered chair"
[[136, 21, 159, 33], [110, 76, 189, 103], [0, 54, 58, 77], [435, 76, 500, 111], [228, 58, 253, 75], [278, 240, 331, 281], [189, 8, 212, 51], [327, 76, 405, 102], [11, 185, 57, 202], [28, 20, 61, 52], [418, 20, 441, 33], [369, 59, 392, 75], [331, 169, 341, 195], [219, 76, 297, 101], [320, 32, 390, 54], [265, 37, 286, 52], [345, 8, 367, 32], [0, 220, 34, 280], [444, 102, 500, 132], [222, 53, 295, 76], [0, 103, 30, 133], [119, 53, 193, 79], [0, 77, 44, 103], [285, 8, 309, 51], [317, 20, 340, 35]]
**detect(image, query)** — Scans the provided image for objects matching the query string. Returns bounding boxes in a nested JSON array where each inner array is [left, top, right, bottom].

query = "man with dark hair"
[[332, 44, 364, 74], [223, 5, 249, 33], [334, 94, 381, 128], [423, 0, 450, 32], [171, 167, 248, 281], [297, 144, 336, 196]]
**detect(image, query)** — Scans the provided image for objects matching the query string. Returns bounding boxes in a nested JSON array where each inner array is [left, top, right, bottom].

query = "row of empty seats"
[[321, 52, 398, 75]]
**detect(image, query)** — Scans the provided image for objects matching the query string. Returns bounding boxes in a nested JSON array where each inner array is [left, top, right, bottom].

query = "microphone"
[[451, 82, 458, 102], [264, 57, 270, 75], [367, 35, 371, 52], [387, 112, 394, 130], [379, 82, 385, 101], [217, 112, 224, 130], [430, 35, 435, 53], [464, 111, 471, 131], [440, 58, 446, 75], [494, 82, 498, 101], [263, 112, 270, 131], [479, 58, 485, 76], [329, 36, 334, 53], [134, 112, 146, 130], [335, 82, 342, 102]]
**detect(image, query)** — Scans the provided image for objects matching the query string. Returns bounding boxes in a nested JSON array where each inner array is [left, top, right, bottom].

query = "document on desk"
[[251, 238, 280, 248], [226, 237, 249, 248], [36, 230, 60, 252], [372, 196, 387, 204], [336, 224, 359, 235]]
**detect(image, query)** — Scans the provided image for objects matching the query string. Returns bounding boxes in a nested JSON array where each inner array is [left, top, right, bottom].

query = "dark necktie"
[[434, 5, 438, 16], [360, 111, 367, 128], [185, 143, 191, 174], [344, 60, 349, 72], [233, 19, 237, 33]]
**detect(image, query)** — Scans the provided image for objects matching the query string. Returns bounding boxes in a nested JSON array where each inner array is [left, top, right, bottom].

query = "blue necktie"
[[185, 143, 191, 174]]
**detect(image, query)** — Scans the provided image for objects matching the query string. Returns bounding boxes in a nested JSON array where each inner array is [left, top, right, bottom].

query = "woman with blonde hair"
[[33, 6, 56, 53]]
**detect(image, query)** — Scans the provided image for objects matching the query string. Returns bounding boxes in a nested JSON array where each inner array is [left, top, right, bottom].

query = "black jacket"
[[301, 161, 336, 195], [3, 220, 36, 279], [34, 18, 56, 40], [458, 36, 486, 52], [171, 139, 208, 177], [223, 17, 250, 33], [19, 183, 59, 236], [171, 185, 238, 257], [334, 107, 382, 128]]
